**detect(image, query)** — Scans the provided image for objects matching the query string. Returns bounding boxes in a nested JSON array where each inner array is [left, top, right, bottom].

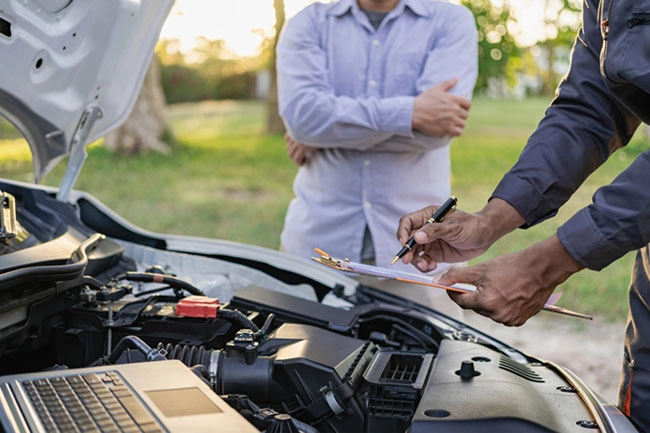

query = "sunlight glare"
[[161, 0, 324, 58], [161, 1, 276, 58], [160, 0, 554, 59]]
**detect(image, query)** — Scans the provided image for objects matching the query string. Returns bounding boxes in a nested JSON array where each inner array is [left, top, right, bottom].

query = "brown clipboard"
[[311, 248, 592, 320]]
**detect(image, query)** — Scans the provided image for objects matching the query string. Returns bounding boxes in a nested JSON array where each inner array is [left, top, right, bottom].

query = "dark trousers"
[[618, 245, 650, 431]]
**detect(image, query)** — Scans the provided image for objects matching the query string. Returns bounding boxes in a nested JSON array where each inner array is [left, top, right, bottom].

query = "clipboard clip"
[[313, 248, 352, 269]]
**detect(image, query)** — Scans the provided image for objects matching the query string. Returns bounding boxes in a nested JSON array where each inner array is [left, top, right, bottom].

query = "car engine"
[[0, 181, 613, 433]]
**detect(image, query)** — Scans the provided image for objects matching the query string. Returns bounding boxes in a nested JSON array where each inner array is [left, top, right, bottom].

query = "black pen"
[[390, 196, 458, 265]]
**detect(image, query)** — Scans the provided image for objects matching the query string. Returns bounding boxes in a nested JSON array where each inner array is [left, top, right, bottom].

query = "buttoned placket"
[[363, 29, 383, 220], [362, 158, 372, 212], [367, 35, 382, 97]]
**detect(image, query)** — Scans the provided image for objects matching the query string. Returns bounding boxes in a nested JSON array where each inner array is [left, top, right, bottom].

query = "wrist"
[[526, 235, 584, 285], [476, 198, 525, 244], [411, 108, 422, 133]]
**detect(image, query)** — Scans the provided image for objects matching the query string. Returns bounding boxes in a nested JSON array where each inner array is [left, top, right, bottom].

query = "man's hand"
[[285, 133, 318, 166], [396, 198, 524, 272], [441, 235, 585, 326], [412, 78, 471, 137]]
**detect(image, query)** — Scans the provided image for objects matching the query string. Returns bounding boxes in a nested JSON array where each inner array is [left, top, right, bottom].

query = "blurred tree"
[[266, 0, 285, 134], [534, 0, 582, 95], [216, 71, 256, 99], [104, 56, 172, 155], [159, 35, 266, 103], [192, 37, 239, 76], [461, 0, 521, 95], [156, 38, 185, 65], [158, 38, 211, 103], [160, 63, 214, 103]]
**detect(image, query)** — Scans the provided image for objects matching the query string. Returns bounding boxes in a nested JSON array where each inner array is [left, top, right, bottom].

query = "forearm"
[[525, 235, 584, 287], [491, 1, 640, 228], [475, 198, 526, 245], [370, 133, 452, 153], [279, 93, 414, 150]]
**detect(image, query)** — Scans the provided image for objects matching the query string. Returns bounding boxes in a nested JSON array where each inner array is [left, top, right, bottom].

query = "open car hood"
[[0, 0, 173, 187]]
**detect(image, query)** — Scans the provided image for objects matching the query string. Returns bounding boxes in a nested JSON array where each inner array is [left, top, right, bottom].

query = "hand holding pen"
[[391, 196, 458, 265]]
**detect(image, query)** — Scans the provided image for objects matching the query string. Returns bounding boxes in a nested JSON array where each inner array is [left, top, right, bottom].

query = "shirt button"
[[364, 202, 372, 209], [373, 39, 380, 46], [369, 80, 377, 87], [364, 160, 371, 166]]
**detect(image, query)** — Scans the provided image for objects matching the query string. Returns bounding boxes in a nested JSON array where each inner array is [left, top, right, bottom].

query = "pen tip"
[[390, 256, 399, 265]]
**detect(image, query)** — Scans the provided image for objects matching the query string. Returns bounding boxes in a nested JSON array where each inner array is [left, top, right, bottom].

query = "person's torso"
[[312, 0, 460, 100], [599, 0, 650, 122]]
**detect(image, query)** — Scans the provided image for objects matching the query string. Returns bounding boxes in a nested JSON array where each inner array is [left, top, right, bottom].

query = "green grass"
[[0, 101, 293, 248], [0, 97, 644, 322]]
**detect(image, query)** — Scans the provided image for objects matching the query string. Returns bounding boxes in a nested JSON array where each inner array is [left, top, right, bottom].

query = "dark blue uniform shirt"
[[492, 0, 649, 271]]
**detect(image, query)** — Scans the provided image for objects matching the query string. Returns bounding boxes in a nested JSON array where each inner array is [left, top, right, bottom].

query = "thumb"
[[434, 77, 459, 92], [436, 266, 467, 287], [437, 267, 478, 306]]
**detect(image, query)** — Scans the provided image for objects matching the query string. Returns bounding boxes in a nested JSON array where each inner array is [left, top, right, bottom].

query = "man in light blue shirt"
[[277, 0, 478, 271]]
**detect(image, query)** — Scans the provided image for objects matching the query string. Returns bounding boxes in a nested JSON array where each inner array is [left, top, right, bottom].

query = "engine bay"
[[0, 181, 604, 432]]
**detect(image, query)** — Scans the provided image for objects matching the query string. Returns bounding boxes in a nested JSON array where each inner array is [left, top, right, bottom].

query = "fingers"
[[446, 97, 471, 135], [406, 247, 441, 272], [286, 138, 305, 166], [434, 77, 458, 91], [442, 263, 541, 327], [396, 205, 476, 268], [446, 121, 466, 137], [458, 97, 472, 111], [285, 134, 318, 166], [429, 78, 470, 109], [412, 82, 472, 136], [396, 205, 437, 244]]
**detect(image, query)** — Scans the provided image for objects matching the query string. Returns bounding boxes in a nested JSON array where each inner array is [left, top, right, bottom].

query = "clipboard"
[[311, 248, 592, 320]]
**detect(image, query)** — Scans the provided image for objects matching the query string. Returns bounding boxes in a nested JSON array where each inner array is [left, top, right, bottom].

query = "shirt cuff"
[[378, 96, 414, 137], [491, 175, 557, 228], [558, 208, 626, 271]]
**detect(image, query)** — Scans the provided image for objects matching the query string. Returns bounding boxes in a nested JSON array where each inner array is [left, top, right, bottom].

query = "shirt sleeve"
[[277, 8, 403, 150], [370, 132, 452, 153], [491, 0, 644, 270], [414, 6, 477, 100], [276, 5, 477, 152], [389, 5, 477, 153]]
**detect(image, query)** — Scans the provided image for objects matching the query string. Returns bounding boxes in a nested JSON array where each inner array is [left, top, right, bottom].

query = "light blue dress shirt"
[[277, 0, 478, 271]]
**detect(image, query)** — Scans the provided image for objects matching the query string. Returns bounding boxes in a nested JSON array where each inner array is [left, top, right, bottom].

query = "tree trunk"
[[266, 0, 286, 134], [104, 56, 172, 155]]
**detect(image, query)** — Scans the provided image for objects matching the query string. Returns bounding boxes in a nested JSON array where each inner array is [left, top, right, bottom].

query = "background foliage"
[[1, 97, 643, 322], [461, 0, 521, 94], [155, 0, 582, 103]]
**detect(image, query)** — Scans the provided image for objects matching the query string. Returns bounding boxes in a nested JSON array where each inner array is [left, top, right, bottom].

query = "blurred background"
[[1, 0, 645, 322]]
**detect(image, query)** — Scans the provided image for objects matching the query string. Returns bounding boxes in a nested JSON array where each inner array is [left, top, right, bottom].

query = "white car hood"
[[0, 0, 173, 186]]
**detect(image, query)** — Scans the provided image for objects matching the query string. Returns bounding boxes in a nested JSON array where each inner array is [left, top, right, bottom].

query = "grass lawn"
[[0, 97, 645, 322]]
